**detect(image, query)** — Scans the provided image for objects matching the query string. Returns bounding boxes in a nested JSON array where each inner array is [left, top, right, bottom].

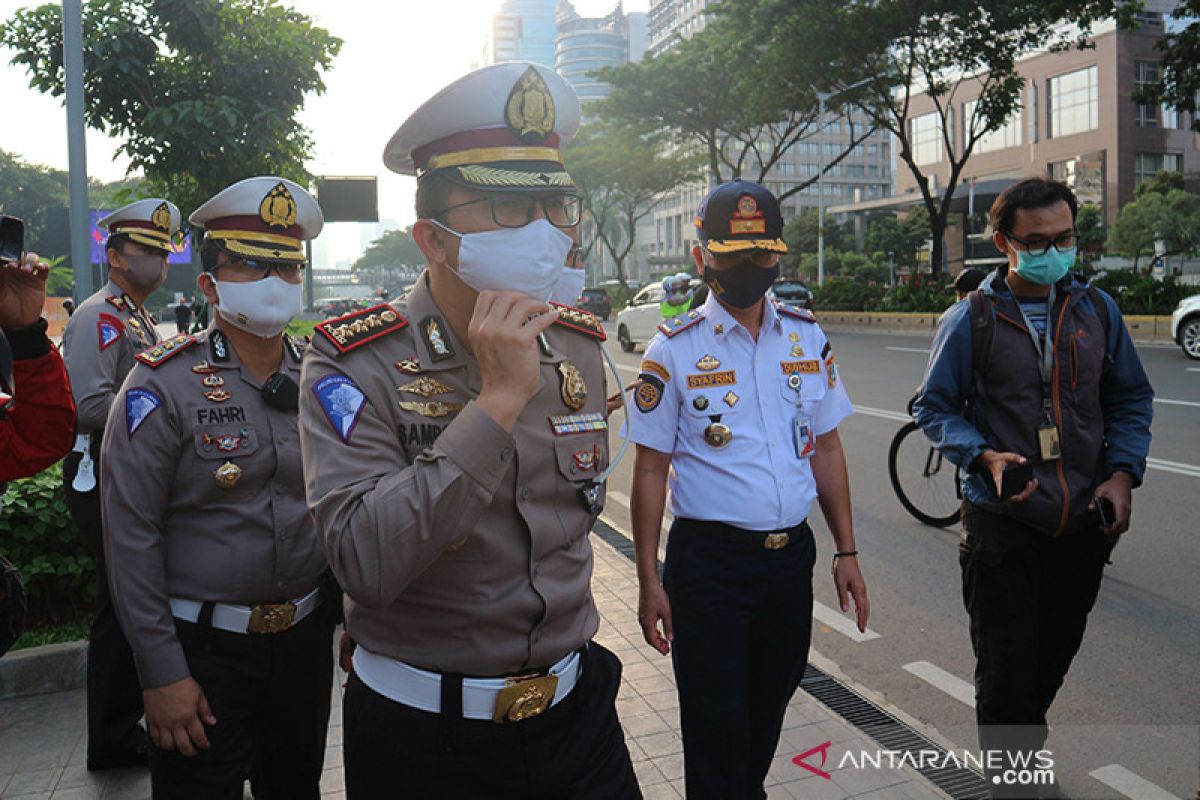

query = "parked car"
[[615, 283, 666, 352], [320, 297, 364, 318], [770, 279, 814, 310], [576, 287, 612, 320], [1171, 293, 1200, 360]]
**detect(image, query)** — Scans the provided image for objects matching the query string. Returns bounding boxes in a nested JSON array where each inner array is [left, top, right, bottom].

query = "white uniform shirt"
[[629, 293, 853, 531]]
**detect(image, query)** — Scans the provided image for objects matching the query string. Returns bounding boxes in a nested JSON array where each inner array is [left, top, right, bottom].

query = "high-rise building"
[[555, 2, 648, 106], [647, 0, 713, 57], [485, 0, 560, 68]]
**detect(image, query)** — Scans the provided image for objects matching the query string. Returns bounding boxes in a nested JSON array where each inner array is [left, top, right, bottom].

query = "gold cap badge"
[[505, 66, 556, 142], [259, 182, 298, 229], [151, 202, 172, 232]]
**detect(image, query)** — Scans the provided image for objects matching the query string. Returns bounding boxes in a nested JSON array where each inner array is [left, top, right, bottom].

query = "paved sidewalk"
[[0, 534, 946, 799]]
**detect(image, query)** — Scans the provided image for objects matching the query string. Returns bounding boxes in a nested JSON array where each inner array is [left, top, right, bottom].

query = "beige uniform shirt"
[[299, 274, 609, 675], [100, 327, 326, 689], [61, 280, 160, 434]]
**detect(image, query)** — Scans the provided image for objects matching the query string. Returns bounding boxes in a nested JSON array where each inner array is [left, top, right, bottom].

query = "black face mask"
[[703, 259, 780, 309]]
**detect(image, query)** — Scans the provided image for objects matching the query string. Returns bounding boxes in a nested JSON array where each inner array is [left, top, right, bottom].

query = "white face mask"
[[550, 267, 587, 306], [213, 275, 303, 338], [432, 218, 572, 300]]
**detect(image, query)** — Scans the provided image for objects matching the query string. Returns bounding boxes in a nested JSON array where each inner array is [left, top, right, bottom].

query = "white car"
[[1171, 293, 1200, 360], [615, 283, 666, 352]]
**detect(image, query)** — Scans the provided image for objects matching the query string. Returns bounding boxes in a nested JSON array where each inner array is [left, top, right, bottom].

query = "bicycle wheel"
[[888, 421, 962, 527]]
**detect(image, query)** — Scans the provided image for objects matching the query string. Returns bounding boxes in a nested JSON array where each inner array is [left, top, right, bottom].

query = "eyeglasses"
[[706, 248, 781, 268], [1004, 230, 1078, 257], [431, 193, 583, 229], [216, 259, 305, 282]]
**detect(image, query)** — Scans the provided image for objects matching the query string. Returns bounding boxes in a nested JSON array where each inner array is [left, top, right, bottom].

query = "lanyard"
[[1005, 280, 1056, 419]]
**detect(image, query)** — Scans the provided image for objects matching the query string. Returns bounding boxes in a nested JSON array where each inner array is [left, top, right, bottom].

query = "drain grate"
[[593, 517, 991, 799]]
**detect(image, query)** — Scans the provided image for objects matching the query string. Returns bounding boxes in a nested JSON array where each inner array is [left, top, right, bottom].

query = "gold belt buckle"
[[247, 601, 297, 634], [763, 533, 789, 550], [492, 674, 559, 724]]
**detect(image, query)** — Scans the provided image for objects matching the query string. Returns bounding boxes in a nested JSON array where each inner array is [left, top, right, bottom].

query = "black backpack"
[[967, 284, 1111, 370]]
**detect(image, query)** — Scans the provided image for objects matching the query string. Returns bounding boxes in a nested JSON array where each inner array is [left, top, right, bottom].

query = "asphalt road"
[[597, 323, 1200, 799]]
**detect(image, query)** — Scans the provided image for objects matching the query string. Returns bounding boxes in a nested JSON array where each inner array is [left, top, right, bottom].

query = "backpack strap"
[[1085, 285, 1111, 340], [967, 289, 994, 374]]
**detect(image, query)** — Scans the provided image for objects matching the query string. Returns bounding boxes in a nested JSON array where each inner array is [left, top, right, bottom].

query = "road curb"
[[0, 640, 86, 699]]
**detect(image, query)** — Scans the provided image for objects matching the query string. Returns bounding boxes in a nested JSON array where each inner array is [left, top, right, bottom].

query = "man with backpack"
[[913, 178, 1153, 796]]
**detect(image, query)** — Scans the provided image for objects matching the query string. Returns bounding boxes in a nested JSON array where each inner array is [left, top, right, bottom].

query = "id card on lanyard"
[[1007, 281, 1061, 461]]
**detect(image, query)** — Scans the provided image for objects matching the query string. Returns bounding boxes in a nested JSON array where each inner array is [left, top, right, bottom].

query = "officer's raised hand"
[[143, 676, 217, 757], [469, 290, 558, 431]]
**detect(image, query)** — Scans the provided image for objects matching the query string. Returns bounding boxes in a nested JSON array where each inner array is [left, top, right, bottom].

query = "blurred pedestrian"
[[947, 266, 986, 301], [174, 296, 193, 334]]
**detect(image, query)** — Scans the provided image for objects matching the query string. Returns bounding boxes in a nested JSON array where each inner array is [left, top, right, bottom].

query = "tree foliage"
[[726, 0, 1114, 276], [563, 120, 702, 288], [1106, 184, 1200, 269], [1, 0, 341, 216], [595, 16, 872, 200], [353, 227, 423, 272]]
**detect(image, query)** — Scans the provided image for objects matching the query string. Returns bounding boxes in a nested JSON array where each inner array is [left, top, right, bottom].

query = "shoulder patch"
[[135, 334, 197, 368], [315, 304, 408, 355], [549, 302, 606, 340], [98, 313, 125, 351], [775, 302, 816, 323], [658, 310, 704, 338], [635, 374, 664, 413], [125, 387, 162, 437], [312, 373, 366, 443], [105, 295, 128, 312], [639, 358, 670, 382]]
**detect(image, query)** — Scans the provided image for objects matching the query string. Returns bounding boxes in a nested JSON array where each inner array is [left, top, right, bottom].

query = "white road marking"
[[1154, 397, 1200, 408], [1146, 458, 1200, 479], [902, 661, 976, 708], [608, 490, 631, 508], [616, 364, 639, 377], [851, 404, 913, 423], [1089, 765, 1182, 800], [885, 346, 931, 354], [812, 601, 881, 642], [1187, 367, 1200, 373]]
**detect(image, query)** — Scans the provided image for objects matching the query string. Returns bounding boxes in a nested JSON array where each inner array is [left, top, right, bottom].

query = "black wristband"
[[3, 318, 50, 360]]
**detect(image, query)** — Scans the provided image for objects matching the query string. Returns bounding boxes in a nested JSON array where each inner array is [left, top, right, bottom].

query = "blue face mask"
[[1013, 245, 1076, 286]]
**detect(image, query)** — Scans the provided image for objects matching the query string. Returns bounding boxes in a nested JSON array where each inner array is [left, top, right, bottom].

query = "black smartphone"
[[0, 215, 24, 263], [1000, 462, 1034, 499], [1095, 496, 1116, 528]]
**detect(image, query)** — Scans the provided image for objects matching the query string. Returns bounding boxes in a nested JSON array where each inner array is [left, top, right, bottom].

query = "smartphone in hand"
[[1095, 496, 1116, 528], [999, 462, 1034, 499]]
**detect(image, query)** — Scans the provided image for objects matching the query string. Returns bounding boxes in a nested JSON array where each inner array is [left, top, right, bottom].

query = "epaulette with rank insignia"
[[774, 301, 816, 323], [105, 295, 128, 312], [549, 302, 606, 340], [315, 303, 409, 355], [658, 309, 704, 338], [134, 334, 197, 368]]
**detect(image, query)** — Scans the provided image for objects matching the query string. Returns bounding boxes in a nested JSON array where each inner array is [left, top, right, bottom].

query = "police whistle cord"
[[590, 513, 993, 800]]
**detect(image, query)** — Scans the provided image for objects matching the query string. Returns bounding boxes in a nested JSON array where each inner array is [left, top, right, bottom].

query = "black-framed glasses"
[[431, 192, 583, 229], [1005, 230, 1078, 257], [216, 258, 305, 282]]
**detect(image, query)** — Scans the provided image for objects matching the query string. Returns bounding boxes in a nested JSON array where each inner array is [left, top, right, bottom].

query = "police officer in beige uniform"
[[61, 198, 179, 770], [101, 177, 334, 799], [299, 63, 640, 799]]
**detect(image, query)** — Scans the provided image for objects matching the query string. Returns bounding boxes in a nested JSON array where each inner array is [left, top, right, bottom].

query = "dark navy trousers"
[[664, 518, 816, 800]]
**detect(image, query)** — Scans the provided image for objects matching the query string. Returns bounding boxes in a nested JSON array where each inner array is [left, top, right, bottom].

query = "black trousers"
[[664, 518, 816, 800], [343, 641, 641, 800], [960, 503, 1111, 797], [149, 610, 335, 800], [63, 447, 146, 763]]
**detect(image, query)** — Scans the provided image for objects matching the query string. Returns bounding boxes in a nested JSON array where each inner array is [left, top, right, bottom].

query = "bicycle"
[[888, 395, 963, 527]]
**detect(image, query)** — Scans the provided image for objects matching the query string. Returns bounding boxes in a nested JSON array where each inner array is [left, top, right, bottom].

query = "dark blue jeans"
[[664, 518, 816, 800]]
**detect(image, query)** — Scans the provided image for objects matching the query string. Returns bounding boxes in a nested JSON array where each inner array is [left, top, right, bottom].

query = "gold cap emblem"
[[259, 182, 298, 229], [505, 66, 556, 142], [151, 202, 171, 232]]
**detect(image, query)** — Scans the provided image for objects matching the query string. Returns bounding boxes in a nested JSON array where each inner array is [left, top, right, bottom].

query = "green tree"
[[563, 120, 702, 288], [1134, 169, 1186, 198], [725, 0, 1113, 276], [353, 227, 423, 272], [863, 210, 931, 270], [2, 0, 342, 216], [1134, 1, 1200, 131], [1107, 187, 1200, 270], [780, 210, 846, 275], [595, 19, 873, 201], [1075, 202, 1106, 257]]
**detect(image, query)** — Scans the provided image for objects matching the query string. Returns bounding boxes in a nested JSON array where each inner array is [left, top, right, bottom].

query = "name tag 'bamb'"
[[686, 370, 736, 389], [781, 360, 821, 375]]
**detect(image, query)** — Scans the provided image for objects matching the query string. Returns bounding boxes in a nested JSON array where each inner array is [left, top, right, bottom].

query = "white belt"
[[169, 587, 321, 635], [352, 646, 583, 723]]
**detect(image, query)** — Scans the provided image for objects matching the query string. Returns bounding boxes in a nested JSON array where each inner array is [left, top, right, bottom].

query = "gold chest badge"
[[212, 461, 242, 489], [557, 361, 588, 411]]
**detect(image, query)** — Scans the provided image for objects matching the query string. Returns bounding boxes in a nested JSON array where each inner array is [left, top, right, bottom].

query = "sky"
[[0, 0, 649, 266]]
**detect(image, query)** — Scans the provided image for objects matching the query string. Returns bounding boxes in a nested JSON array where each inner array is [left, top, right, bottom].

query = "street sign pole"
[[63, 0, 92, 302]]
